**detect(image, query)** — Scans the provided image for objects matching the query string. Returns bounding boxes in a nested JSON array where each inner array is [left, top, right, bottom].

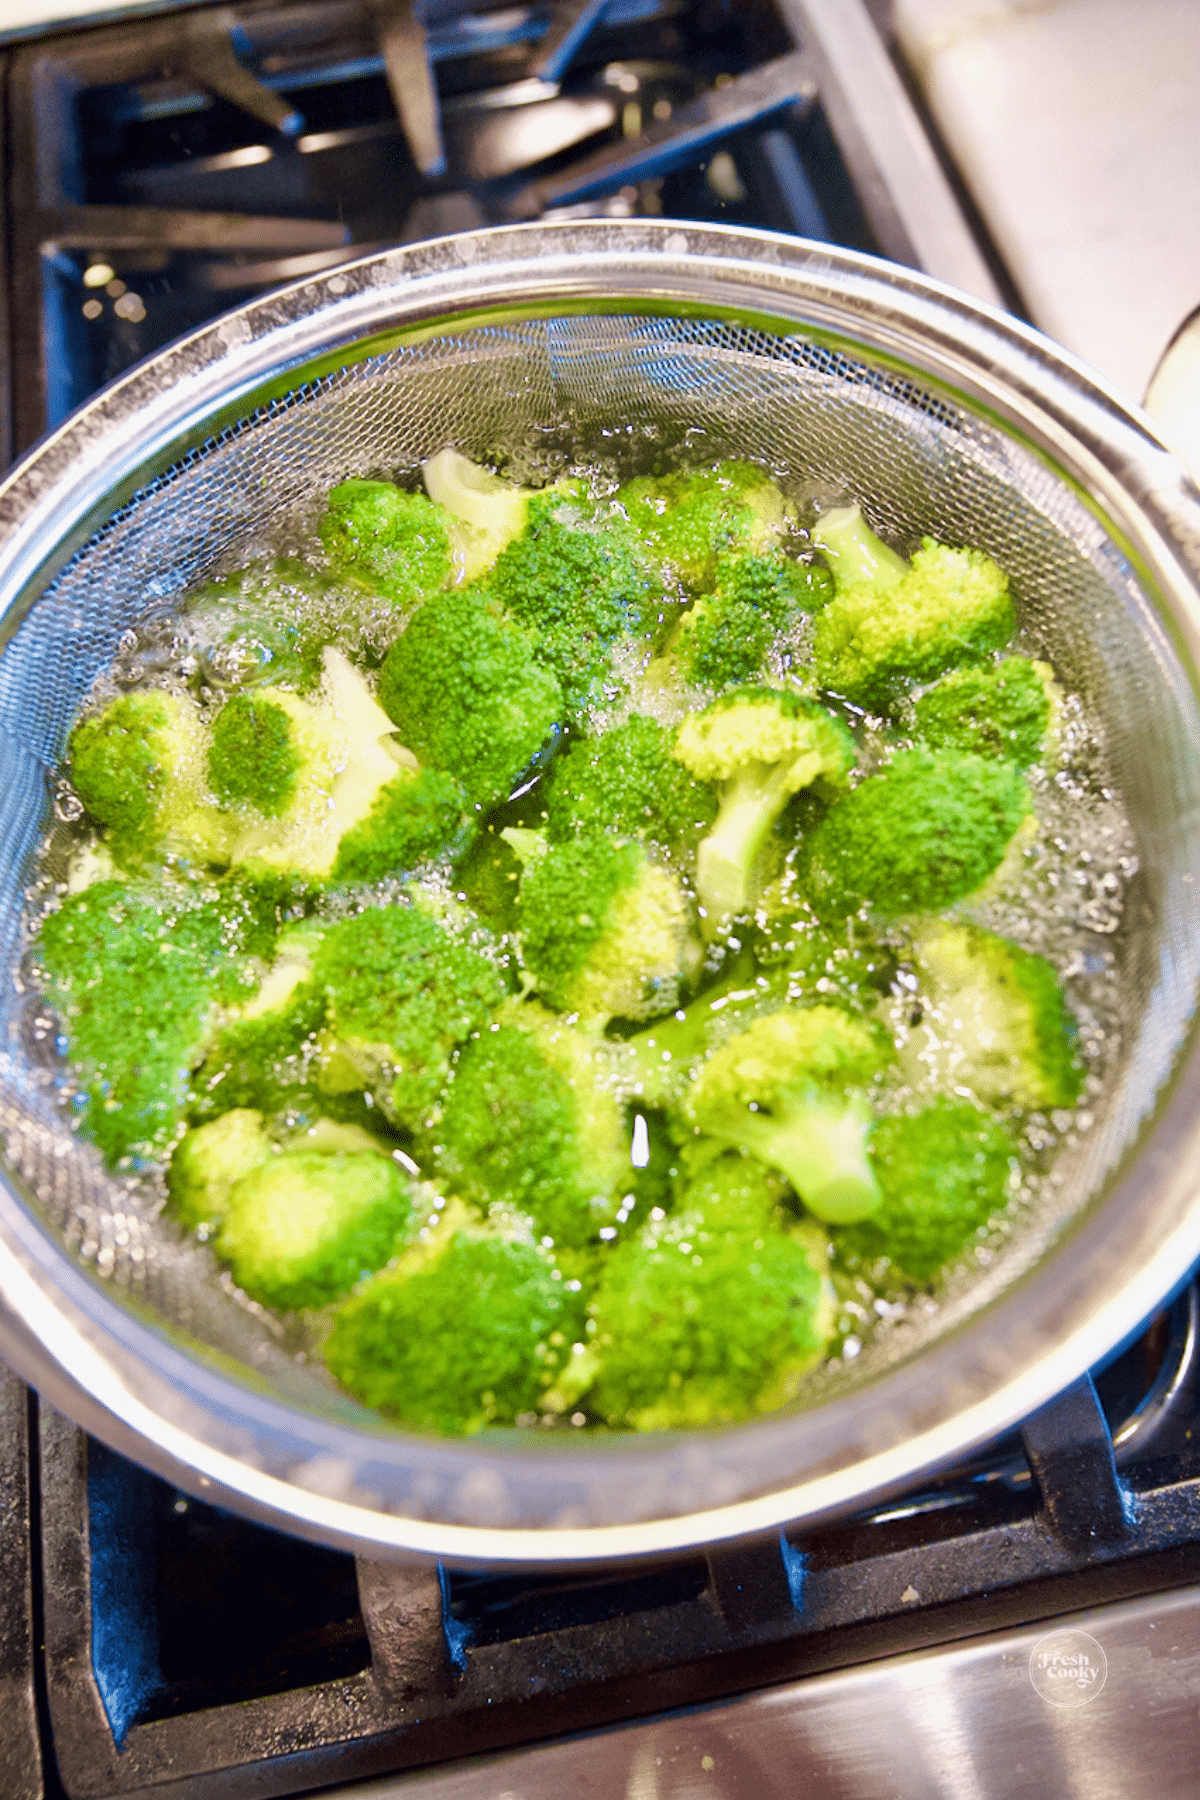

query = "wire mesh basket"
[[0, 223, 1198, 1564]]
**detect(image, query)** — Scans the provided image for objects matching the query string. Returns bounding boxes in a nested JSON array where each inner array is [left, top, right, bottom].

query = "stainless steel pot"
[[1, 220, 1199, 1568]]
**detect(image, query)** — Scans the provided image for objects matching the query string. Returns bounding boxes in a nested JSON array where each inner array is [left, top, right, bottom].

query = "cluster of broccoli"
[[33, 453, 1090, 1438]]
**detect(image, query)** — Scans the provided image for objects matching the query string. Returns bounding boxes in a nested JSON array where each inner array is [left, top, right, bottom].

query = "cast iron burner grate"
[[0, 0, 1005, 462]]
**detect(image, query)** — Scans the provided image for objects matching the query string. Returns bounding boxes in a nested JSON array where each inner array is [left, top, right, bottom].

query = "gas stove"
[[1, 3, 1199, 1798]]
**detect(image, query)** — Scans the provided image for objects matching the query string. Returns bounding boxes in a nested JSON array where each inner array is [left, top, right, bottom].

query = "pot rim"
[[2, 219, 1200, 1567]]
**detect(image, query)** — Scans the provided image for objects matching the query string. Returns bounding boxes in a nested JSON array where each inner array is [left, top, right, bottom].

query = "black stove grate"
[[3, 0, 838, 450]]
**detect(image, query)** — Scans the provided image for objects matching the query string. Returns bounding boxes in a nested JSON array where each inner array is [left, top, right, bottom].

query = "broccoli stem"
[[813, 505, 907, 591], [715, 1092, 882, 1224], [624, 952, 764, 1103], [696, 761, 810, 926]]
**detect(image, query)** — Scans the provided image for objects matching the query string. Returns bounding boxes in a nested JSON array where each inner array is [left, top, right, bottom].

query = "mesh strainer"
[[1, 221, 1199, 1567]]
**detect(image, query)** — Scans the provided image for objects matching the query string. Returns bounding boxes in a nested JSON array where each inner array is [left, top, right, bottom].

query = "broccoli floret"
[[681, 1006, 893, 1223], [798, 749, 1032, 920], [672, 687, 856, 928], [215, 650, 430, 884], [312, 900, 506, 1129], [812, 507, 1015, 708], [330, 766, 469, 884], [669, 551, 830, 690], [617, 461, 791, 593], [892, 922, 1083, 1111], [587, 1156, 834, 1429], [517, 837, 696, 1025], [435, 1004, 629, 1247], [35, 877, 261, 1164], [217, 1146, 415, 1310], [324, 1211, 582, 1432], [189, 922, 326, 1122], [208, 692, 302, 815], [620, 950, 776, 1107], [450, 826, 525, 932], [422, 448, 534, 582], [168, 1107, 273, 1229], [214, 681, 342, 861], [68, 688, 216, 865], [836, 1101, 1016, 1282], [483, 500, 659, 716], [319, 479, 453, 608], [543, 715, 717, 862], [912, 657, 1059, 767], [170, 1108, 395, 1230], [378, 587, 563, 811]]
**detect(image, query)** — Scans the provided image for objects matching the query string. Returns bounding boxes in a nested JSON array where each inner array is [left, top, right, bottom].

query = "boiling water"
[[19, 460, 1142, 1411]]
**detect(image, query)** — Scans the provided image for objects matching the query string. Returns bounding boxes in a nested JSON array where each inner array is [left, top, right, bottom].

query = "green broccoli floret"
[[35, 877, 262, 1164], [170, 1106, 400, 1231], [208, 692, 302, 815], [378, 587, 563, 811], [517, 836, 696, 1025], [672, 687, 856, 928], [217, 1146, 415, 1310], [483, 499, 659, 716], [891, 922, 1083, 1111], [587, 1156, 834, 1429], [450, 826, 525, 932], [168, 1107, 273, 1229], [836, 1101, 1016, 1282], [422, 448, 535, 582], [912, 656, 1059, 766], [812, 506, 1015, 708], [319, 479, 453, 608], [330, 767, 469, 884], [312, 900, 506, 1129], [189, 921, 326, 1122], [681, 1005, 893, 1223], [669, 551, 830, 690], [68, 688, 216, 865], [798, 749, 1032, 920], [435, 1004, 629, 1247], [543, 715, 717, 862], [211, 682, 341, 863], [213, 650, 439, 884], [617, 460, 792, 593], [620, 950, 776, 1107], [324, 1209, 582, 1432]]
